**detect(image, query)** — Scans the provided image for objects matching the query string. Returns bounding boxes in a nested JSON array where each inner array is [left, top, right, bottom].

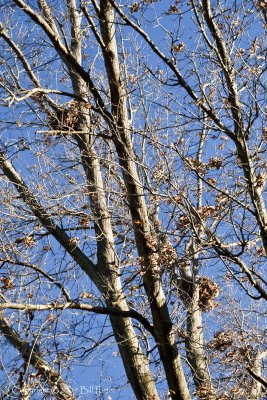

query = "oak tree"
[[0, 0, 266, 399]]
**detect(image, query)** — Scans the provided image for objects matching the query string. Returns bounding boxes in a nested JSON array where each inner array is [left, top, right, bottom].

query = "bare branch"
[[0, 153, 99, 286], [0, 301, 154, 335], [0, 314, 75, 399]]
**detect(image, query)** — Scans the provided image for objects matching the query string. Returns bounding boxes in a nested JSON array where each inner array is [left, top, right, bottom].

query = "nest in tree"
[[198, 277, 220, 311], [47, 101, 79, 132], [178, 275, 220, 311]]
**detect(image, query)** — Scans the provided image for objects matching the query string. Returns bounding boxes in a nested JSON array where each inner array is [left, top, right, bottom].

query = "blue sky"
[[0, 1, 266, 399]]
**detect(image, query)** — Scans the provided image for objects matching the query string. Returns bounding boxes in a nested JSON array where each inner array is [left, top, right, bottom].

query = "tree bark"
[[185, 286, 214, 399], [55, 2, 160, 398], [0, 314, 75, 399], [201, 0, 267, 254], [97, 1, 191, 398]]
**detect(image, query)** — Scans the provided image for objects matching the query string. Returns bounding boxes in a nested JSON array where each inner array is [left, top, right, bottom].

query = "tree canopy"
[[0, 1, 266, 399]]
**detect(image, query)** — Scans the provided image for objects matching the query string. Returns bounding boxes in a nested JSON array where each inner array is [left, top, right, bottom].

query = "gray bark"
[[201, 0, 267, 255], [185, 286, 214, 399], [40, 2, 160, 399], [177, 239, 214, 398], [0, 314, 75, 399], [97, 1, 191, 398], [249, 350, 267, 399]]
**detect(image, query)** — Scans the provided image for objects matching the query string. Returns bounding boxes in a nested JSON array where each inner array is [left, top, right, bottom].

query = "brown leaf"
[[80, 291, 95, 299], [1, 276, 14, 290], [208, 157, 223, 170], [172, 43, 185, 53], [79, 216, 90, 227], [70, 237, 79, 246], [131, 2, 139, 12]]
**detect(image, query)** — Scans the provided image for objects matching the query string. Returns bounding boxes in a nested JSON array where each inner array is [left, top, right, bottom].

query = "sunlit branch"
[[0, 258, 71, 301], [0, 153, 99, 286], [109, 0, 235, 139], [247, 367, 267, 390], [0, 314, 75, 399], [0, 301, 154, 335], [13, 0, 113, 121]]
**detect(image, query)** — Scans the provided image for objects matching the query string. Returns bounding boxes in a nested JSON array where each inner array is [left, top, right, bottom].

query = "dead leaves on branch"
[[199, 206, 217, 220], [131, 0, 184, 16], [79, 216, 90, 227], [186, 157, 223, 175], [131, 2, 139, 12], [208, 157, 223, 170], [1, 276, 14, 290], [262, 126, 267, 141], [159, 243, 177, 269], [255, 172, 267, 189], [208, 331, 233, 352], [194, 385, 216, 400], [256, 1, 267, 10], [80, 291, 95, 300], [199, 277, 220, 311], [131, 0, 158, 13], [47, 101, 79, 132], [223, 345, 254, 366], [178, 206, 218, 231], [178, 276, 220, 311], [15, 235, 35, 247], [187, 158, 207, 175], [172, 43, 186, 53], [209, 330, 256, 370]]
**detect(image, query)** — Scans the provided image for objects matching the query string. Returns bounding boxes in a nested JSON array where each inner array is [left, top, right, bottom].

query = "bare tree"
[[0, 0, 266, 399]]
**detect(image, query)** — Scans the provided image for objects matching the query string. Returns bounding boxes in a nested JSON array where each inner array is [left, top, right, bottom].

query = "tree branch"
[[109, 0, 235, 139], [0, 302, 154, 335], [247, 367, 267, 390], [0, 153, 100, 287], [13, 0, 112, 122], [0, 258, 71, 301], [0, 314, 75, 399]]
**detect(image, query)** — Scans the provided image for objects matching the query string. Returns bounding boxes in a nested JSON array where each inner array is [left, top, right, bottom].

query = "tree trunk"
[[97, 1, 191, 398], [185, 286, 215, 399], [64, 3, 160, 398]]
